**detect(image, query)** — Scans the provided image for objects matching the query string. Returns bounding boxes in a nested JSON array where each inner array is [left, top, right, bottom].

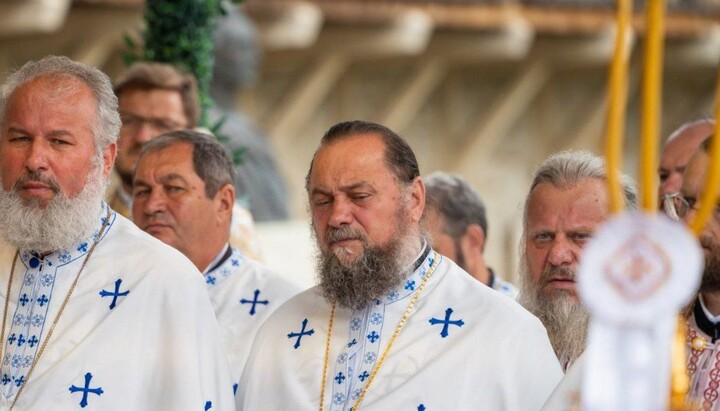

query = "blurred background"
[[1, 0, 719, 287]]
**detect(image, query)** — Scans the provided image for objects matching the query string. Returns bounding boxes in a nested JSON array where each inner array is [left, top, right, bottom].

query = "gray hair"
[[0, 55, 121, 160], [137, 130, 235, 198], [523, 150, 638, 227], [424, 171, 488, 242]]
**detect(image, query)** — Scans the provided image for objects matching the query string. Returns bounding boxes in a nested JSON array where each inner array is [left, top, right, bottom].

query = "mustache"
[[14, 171, 61, 194], [326, 226, 367, 244], [540, 265, 576, 282]]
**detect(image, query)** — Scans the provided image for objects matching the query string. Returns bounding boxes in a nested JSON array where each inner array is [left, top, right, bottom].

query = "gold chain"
[[318, 252, 440, 411], [1, 208, 111, 410]]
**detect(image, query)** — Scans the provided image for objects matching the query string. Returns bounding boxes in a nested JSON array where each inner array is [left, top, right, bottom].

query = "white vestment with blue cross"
[[0, 203, 235, 410], [237, 245, 563, 410], [204, 244, 301, 388]]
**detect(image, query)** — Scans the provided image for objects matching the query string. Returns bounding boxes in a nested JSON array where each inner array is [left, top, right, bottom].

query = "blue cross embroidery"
[[68, 372, 104, 408], [99, 279, 130, 310], [287, 318, 314, 349], [418, 405, 426, 411], [358, 371, 370, 382], [27, 335, 38, 347], [18, 294, 29, 307], [367, 331, 379, 343], [347, 338, 357, 348], [405, 280, 416, 290], [206, 275, 216, 285], [231, 259, 240, 267], [335, 372, 346, 384], [14, 376, 24, 387], [240, 289, 269, 316], [8, 334, 16, 345], [204, 400, 212, 410], [77, 243, 88, 253], [1, 374, 8, 385], [429, 308, 465, 338], [16, 335, 25, 347], [37, 295, 49, 307]]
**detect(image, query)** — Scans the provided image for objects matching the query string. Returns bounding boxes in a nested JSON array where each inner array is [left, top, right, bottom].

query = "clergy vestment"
[[686, 297, 720, 411], [205, 245, 301, 386], [0, 203, 235, 410], [237, 247, 562, 410]]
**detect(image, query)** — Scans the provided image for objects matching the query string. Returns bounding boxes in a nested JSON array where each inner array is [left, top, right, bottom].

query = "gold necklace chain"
[[1, 208, 111, 410], [318, 251, 440, 411]]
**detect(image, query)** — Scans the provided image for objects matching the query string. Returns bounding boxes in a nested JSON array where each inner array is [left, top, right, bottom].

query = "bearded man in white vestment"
[[132, 130, 300, 389], [237, 120, 562, 411], [518, 151, 638, 372], [0, 56, 234, 410]]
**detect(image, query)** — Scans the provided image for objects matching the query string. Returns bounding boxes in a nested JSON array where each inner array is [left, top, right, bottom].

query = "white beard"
[[0, 165, 107, 254], [517, 256, 589, 370]]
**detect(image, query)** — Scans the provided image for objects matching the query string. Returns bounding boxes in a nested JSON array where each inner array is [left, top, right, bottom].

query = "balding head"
[[659, 119, 715, 201]]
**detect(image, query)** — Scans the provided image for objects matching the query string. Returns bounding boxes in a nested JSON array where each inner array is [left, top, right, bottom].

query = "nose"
[[134, 123, 157, 146], [547, 237, 575, 268], [328, 198, 353, 228], [141, 189, 167, 217], [659, 173, 681, 199], [24, 140, 49, 172]]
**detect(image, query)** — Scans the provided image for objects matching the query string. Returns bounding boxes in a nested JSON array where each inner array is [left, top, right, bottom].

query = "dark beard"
[[700, 235, 720, 293], [316, 223, 419, 310]]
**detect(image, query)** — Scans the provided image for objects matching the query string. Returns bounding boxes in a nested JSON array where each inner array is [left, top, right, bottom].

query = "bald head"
[[659, 119, 715, 201]]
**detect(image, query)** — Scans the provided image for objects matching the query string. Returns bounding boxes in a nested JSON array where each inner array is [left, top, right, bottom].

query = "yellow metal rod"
[[605, 0, 632, 214], [639, 0, 665, 212], [690, 72, 720, 235]]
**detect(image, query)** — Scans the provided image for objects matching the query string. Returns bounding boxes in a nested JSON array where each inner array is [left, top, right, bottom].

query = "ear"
[[214, 183, 235, 221], [102, 143, 117, 179], [463, 224, 486, 253], [407, 176, 426, 223]]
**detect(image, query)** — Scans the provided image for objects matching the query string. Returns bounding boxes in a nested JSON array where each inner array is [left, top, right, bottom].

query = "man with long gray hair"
[[0, 56, 233, 409], [519, 150, 637, 371]]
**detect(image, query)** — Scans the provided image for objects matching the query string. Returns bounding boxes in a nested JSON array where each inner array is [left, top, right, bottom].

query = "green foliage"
[[124, 0, 242, 128]]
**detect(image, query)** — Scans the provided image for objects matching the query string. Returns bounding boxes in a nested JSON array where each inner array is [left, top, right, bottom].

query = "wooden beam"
[[666, 25, 720, 68], [426, 17, 535, 62], [0, 0, 72, 38], [312, 9, 434, 56], [565, 63, 641, 152], [246, 0, 324, 50], [452, 59, 551, 174], [267, 54, 349, 143], [380, 58, 447, 132]]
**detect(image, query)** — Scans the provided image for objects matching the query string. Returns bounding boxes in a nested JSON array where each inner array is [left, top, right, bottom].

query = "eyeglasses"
[[662, 192, 720, 221], [120, 112, 186, 134]]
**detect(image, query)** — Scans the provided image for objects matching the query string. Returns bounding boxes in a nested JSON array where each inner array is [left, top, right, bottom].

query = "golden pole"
[[605, 0, 632, 214], [690, 75, 720, 235], [639, 0, 665, 211]]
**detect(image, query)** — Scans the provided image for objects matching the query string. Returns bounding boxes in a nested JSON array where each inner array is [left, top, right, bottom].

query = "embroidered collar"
[[18, 203, 115, 270], [376, 243, 432, 305]]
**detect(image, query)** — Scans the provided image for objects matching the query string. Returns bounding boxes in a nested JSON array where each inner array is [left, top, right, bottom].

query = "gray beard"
[[0, 166, 106, 254], [518, 258, 589, 370], [315, 219, 422, 311]]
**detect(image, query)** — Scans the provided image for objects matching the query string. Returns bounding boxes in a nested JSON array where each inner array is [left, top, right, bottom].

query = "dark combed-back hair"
[[424, 172, 488, 241], [114, 62, 200, 128], [305, 120, 420, 190], [138, 130, 235, 198]]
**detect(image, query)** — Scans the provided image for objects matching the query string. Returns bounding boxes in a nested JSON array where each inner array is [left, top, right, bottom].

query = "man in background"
[[424, 171, 518, 298], [132, 130, 300, 386], [519, 150, 637, 370], [111, 61, 261, 259]]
